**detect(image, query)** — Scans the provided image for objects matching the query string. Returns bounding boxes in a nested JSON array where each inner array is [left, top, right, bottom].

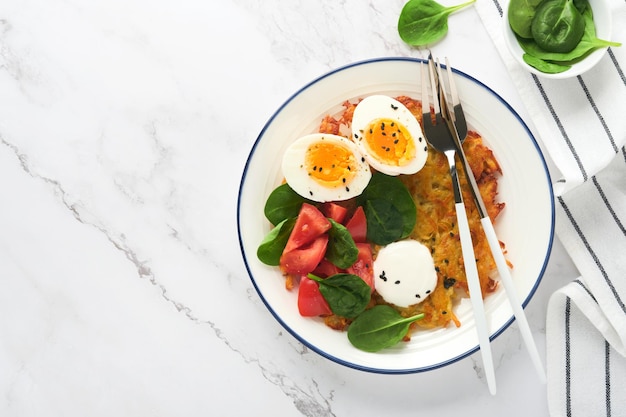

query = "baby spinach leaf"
[[364, 199, 404, 245], [531, 0, 585, 53], [572, 0, 588, 13], [516, 3, 621, 71], [256, 218, 296, 266], [347, 305, 425, 352], [325, 219, 359, 269], [398, 0, 476, 46], [523, 53, 571, 73], [308, 273, 371, 318], [357, 172, 416, 246], [264, 183, 313, 226], [508, 0, 544, 39]]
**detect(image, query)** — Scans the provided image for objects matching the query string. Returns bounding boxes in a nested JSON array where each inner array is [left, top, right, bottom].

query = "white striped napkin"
[[474, 0, 626, 415]]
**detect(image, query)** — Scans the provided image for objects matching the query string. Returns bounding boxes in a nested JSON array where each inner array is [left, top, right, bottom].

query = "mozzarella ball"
[[373, 239, 437, 307]]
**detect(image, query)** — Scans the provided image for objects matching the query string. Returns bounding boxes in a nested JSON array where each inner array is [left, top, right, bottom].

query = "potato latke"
[[318, 96, 507, 336]]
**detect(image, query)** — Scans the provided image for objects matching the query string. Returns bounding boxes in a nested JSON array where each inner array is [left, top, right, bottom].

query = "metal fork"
[[421, 57, 497, 395], [436, 57, 547, 385]]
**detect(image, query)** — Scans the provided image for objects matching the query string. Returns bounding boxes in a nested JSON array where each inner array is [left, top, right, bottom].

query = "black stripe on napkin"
[[577, 77, 618, 152], [593, 175, 626, 236], [605, 341, 612, 416], [607, 49, 626, 85], [573, 279, 597, 302], [532, 77, 587, 180], [565, 297, 572, 416], [557, 196, 626, 314]]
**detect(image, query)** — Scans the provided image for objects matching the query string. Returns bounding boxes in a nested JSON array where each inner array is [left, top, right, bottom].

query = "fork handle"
[[480, 217, 547, 383], [455, 201, 497, 395]]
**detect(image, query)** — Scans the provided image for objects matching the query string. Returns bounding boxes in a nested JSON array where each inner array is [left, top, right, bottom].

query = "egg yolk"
[[305, 141, 357, 188], [364, 118, 415, 166]]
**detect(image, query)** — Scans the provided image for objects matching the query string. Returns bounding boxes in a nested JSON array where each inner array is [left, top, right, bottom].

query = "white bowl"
[[503, 0, 614, 78], [238, 58, 555, 373]]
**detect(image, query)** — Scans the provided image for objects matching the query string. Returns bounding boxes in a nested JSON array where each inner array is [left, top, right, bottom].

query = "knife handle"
[[480, 217, 547, 384], [455, 202, 497, 395]]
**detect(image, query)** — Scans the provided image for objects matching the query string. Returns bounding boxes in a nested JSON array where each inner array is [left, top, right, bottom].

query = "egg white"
[[281, 133, 372, 202], [351, 95, 428, 176]]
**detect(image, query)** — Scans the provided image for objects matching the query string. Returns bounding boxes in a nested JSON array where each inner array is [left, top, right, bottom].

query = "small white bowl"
[[503, 0, 614, 78]]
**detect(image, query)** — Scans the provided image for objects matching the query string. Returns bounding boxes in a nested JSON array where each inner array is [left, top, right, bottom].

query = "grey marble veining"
[[0, 0, 578, 416]]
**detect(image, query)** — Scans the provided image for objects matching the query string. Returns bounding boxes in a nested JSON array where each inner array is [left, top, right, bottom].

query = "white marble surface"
[[0, 0, 581, 416]]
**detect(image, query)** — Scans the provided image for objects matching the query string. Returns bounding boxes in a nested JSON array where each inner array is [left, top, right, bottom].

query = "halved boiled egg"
[[282, 133, 372, 202], [351, 95, 428, 176]]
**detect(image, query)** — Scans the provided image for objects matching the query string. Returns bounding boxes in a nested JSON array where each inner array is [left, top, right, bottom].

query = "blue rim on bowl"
[[237, 57, 555, 374]]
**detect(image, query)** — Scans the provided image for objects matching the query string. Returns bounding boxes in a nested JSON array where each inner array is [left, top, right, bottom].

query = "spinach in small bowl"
[[504, 0, 620, 76]]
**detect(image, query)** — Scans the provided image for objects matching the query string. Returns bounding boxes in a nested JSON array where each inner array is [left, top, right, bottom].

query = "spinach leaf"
[[325, 219, 359, 269], [364, 199, 404, 245], [531, 0, 585, 53], [347, 305, 425, 352], [523, 53, 571, 73], [308, 273, 371, 318], [572, 0, 588, 13], [356, 172, 416, 246], [515, 3, 621, 72], [398, 0, 476, 46], [264, 183, 313, 226], [508, 0, 543, 39], [256, 218, 296, 266]]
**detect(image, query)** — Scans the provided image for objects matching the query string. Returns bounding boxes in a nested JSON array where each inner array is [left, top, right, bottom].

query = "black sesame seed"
[[425, 290, 431, 294], [394, 280, 400, 285], [423, 146, 428, 152], [442, 311, 447, 315], [391, 104, 398, 110], [443, 277, 456, 289], [415, 294, 421, 298]]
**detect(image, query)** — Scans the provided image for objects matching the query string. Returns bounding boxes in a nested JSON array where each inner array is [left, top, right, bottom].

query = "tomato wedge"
[[321, 202, 348, 224], [284, 203, 331, 253], [280, 234, 329, 275], [297, 276, 332, 317], [346, 243, 375, 292], [312, 259, 341, 278], [345, 206, 367, 243]]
